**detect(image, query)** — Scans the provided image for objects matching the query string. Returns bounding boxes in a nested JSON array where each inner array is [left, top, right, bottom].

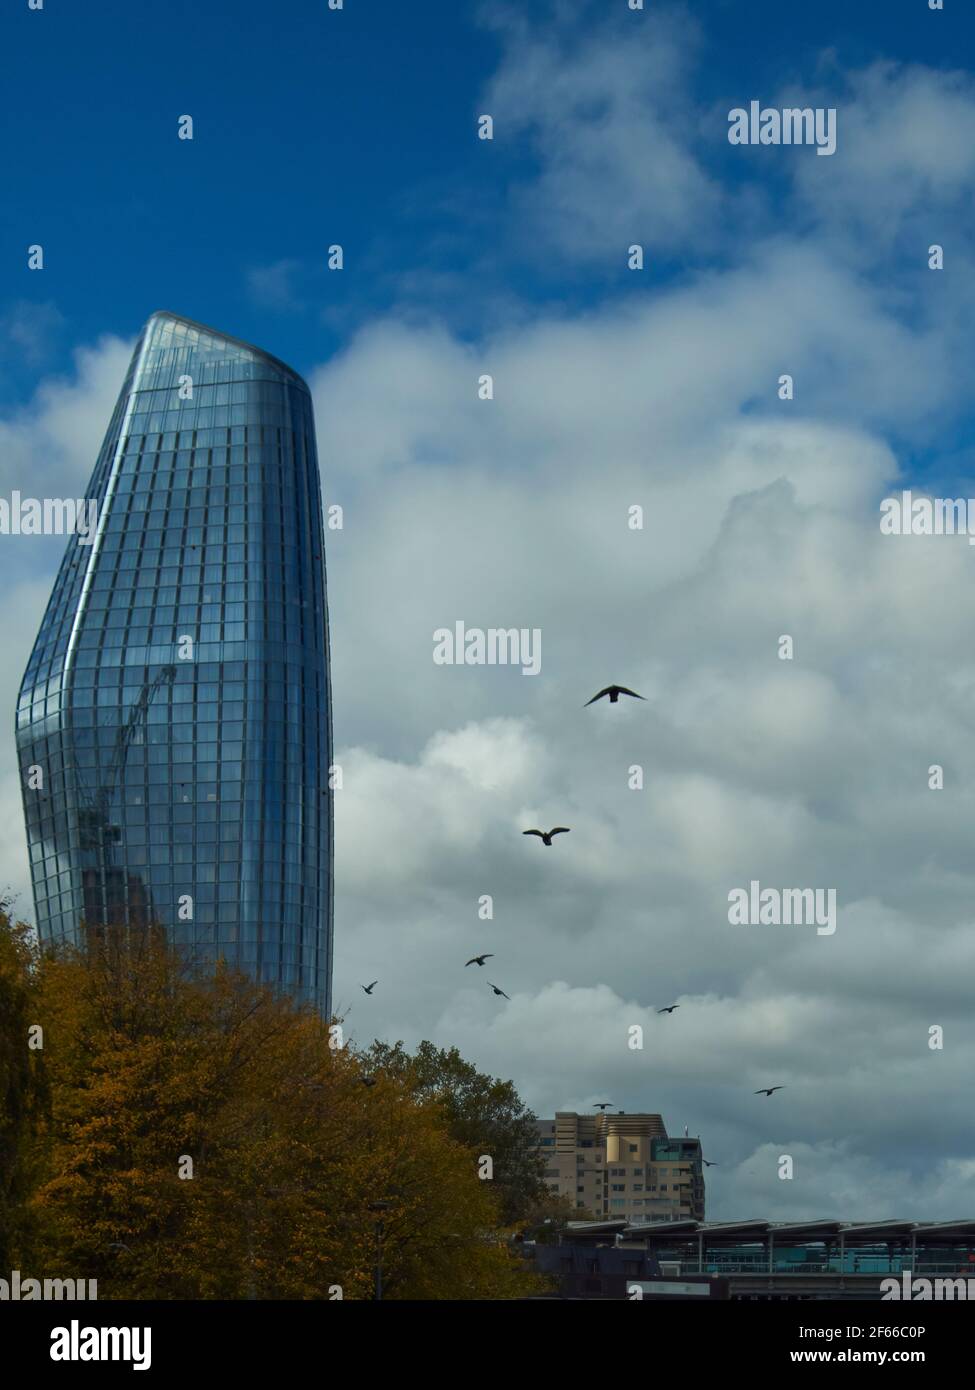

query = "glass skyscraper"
[[16, 312, 333, 1016]]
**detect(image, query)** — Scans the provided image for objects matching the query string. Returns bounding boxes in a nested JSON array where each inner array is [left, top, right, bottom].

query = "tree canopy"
[[0, 911, 545, 1300], [365, 1039, 549, 1225]]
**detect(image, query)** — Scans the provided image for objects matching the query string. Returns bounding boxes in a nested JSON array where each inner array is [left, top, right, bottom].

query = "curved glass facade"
[[15, 312, 333, 1015]]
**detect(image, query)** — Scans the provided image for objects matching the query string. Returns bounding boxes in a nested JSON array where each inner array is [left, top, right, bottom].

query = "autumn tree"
[[23, 934, 541, 1299], [0, 906, 47, 1271]]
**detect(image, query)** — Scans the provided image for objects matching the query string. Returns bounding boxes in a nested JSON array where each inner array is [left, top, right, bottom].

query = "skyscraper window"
[[16, 312, 334, 1016]]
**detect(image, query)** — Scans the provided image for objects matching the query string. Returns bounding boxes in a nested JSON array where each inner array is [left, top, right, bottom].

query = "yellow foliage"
[[17, 931, 542, 1299]]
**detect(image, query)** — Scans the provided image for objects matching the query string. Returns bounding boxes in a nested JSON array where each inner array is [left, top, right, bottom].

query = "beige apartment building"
[[536, 1112, 705, 1223]]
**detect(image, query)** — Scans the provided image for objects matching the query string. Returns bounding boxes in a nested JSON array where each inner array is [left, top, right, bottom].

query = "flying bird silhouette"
[[755, 1086, 785, 1096], [703, 1160, 719, 1167], [361, 981, 378, 994], [523, 827, 570, 846], [657, 1004, 680, 1014], [487, 982, 510, 1000], [465, 954, 494, 967], [585, 685, 646, 706], [593, 1102, 614, 1111]]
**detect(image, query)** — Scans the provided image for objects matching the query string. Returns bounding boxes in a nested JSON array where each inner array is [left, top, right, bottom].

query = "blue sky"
[[3, 0, 971, 394], [3, 0, 975, 1217]]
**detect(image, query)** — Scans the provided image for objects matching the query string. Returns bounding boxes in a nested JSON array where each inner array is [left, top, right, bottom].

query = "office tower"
[[16, 312, 333, 1015], [536, 1112, 706, 1221]]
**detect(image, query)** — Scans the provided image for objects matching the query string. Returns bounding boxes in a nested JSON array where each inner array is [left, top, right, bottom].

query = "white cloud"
[[314, 263, 975, 1215], [481, 4, 720, 261], [794, 61, 975, 249], [246, 259, 303, 311], [0, 334, 132, 500], [0, 301, 64, 368]]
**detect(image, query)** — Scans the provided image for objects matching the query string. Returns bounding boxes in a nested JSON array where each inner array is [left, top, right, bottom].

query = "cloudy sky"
[[4, 0, 975, 1220]]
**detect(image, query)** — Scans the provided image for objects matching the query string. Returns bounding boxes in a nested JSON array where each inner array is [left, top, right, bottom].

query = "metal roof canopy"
[[698, 1220, 772, 1238], [567, 1217, 975, 1239], [910, 1220, 975, 1240], [623, 1220, 770, 1241], [626, 1219, 701, 1236], [565, 1220, 628, 1234], [841, 1221, 922, 1241], [606, 1219, 975, 1244], [769, 1220, 846, 1240]]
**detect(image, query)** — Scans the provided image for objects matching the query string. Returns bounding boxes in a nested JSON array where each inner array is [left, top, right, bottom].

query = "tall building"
[[536, 1112, 705, 1222], [15, 312, 334, 1015]]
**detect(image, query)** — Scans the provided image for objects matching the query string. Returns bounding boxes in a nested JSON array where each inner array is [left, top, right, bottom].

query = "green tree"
[[520, 1190, 595, 1242], [365, 1040, 548, 1225]]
